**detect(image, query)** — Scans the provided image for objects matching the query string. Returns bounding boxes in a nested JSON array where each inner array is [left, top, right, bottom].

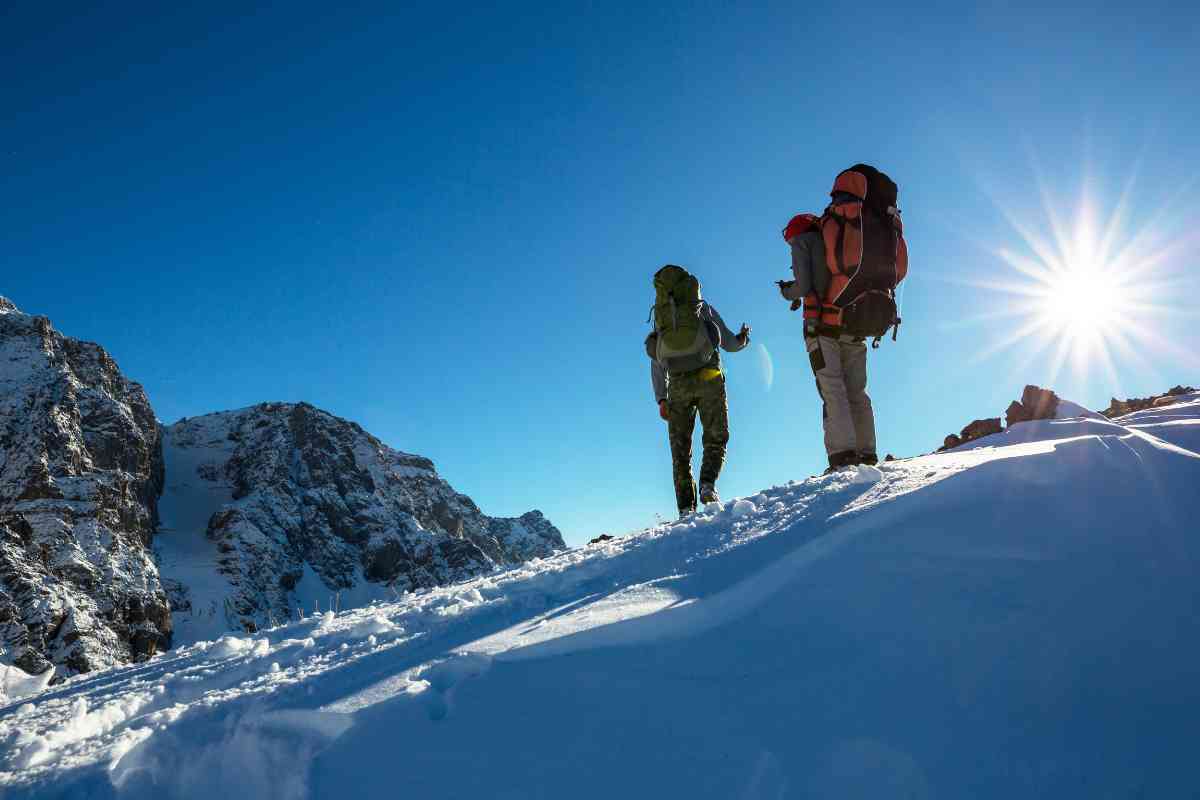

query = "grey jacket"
[[646, 302, 748, 403], [780, 229, 831, 303]]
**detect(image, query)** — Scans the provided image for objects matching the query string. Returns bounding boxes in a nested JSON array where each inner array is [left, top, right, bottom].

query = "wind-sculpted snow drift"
[[3, 392, 1197, 799]]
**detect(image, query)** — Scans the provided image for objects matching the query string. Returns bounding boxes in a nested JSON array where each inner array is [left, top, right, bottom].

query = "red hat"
[[782, 213, 820, 242]]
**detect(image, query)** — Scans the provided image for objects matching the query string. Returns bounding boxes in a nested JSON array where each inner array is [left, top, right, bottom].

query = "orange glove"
[[658, 400, 669, 421]]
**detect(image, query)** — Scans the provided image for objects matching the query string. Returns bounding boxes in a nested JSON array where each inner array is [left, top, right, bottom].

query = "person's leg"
[[697, 374, 730, 494], [840, 340, 876, 460], [808, 335, 857, 466], [667, 390, 699, 514]]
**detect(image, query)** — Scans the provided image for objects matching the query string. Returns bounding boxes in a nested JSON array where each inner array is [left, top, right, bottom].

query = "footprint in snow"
[[419, 653, 494, 722]]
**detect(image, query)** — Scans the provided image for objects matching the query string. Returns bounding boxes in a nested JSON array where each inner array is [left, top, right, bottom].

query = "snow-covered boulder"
[[0, 298, 170, 678]]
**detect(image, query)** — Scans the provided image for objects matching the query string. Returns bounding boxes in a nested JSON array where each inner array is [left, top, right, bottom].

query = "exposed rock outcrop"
[[961, 418, 1003, 442], [1004, 385, 1060, 426], [940, 417, 1001, 451], [938, 383, 1197, 454], [0, 299, 170, 678], [1102, 386, 1196, 418], [939, 385, 1061, 452]]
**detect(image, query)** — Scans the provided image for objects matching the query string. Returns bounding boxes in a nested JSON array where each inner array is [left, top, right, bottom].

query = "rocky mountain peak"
[[0, 301, 169, 678]]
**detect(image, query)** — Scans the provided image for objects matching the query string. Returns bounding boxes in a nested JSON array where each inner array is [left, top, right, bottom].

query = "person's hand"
[[738, 323, 751, 345], [777, 280, 795, 299], [790, 299, 802, 312], [658, 400, 669, 421]]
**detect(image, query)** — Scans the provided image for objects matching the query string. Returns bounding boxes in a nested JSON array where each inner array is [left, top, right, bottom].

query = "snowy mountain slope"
[[1110, 391, 1200, 452], [0, 299, 170, 680], [157, 405, 565, 643], [2, 393, 1198, 799]]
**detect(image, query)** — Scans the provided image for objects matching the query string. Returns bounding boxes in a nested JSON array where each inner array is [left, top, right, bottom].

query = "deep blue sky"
[[4, 2, 1198, 544]]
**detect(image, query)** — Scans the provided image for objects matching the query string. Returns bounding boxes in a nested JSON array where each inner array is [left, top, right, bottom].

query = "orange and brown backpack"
[[819, 164, 908, 343]]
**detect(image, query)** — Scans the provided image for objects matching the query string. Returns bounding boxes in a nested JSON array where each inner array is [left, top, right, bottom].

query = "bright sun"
[[968, 180, 1193, 387], [1037, 260, 1123, 341]]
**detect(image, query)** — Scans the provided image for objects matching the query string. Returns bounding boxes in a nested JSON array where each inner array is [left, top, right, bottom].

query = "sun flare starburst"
[[965, 177, 1197, 387]]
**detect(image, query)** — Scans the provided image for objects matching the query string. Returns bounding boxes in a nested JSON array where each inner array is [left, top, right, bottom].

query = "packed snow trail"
[[2, 395, 1199, 799]]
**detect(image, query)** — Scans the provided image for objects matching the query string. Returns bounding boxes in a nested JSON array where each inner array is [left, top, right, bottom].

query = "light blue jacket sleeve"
[[702, 303, 748, 353], [782, 231, 830, 301]]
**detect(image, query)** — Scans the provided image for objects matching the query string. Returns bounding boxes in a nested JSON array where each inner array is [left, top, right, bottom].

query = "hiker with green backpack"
[[645, 265, 750, 516], [778, 164, 908, 472]]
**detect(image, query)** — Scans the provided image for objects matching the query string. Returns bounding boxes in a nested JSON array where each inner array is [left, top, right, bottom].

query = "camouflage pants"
[[666, 368, 730, 513]]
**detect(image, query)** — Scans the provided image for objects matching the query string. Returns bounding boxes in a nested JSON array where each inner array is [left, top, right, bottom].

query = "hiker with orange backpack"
[[778, 164, 908, 473]]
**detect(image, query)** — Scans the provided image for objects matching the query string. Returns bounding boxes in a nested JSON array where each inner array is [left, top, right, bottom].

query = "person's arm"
[[810, 231, 831, 299], [651, 360, 670, 420], [703, 304, 750, 352], [651, 358, 668, 404], [780, 232, 817, 301], [646, 333, 669, 417]]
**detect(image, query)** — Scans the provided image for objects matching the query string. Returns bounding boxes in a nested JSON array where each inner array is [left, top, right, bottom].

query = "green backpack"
[[650, 265, 716, 375]]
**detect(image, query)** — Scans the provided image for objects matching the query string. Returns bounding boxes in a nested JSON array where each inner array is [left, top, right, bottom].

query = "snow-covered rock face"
[[0, 299, 170, 679], [161, 403, 564, 633]]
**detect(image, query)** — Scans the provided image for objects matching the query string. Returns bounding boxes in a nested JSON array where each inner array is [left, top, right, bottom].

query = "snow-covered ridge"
[[4, 392, 1196, 798], [157, 402, 565, 644]]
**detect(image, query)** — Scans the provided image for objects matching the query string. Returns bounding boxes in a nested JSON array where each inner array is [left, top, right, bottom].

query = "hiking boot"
[[678, 505, 697, 519], [827, 450, 859, 471], [698, 481, 719, 504], [857, 451, 879, 466]]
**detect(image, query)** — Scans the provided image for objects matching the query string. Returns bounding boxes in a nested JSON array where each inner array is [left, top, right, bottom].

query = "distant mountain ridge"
[[160, 404, 563, 638], [0, 298, 564, 679]]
